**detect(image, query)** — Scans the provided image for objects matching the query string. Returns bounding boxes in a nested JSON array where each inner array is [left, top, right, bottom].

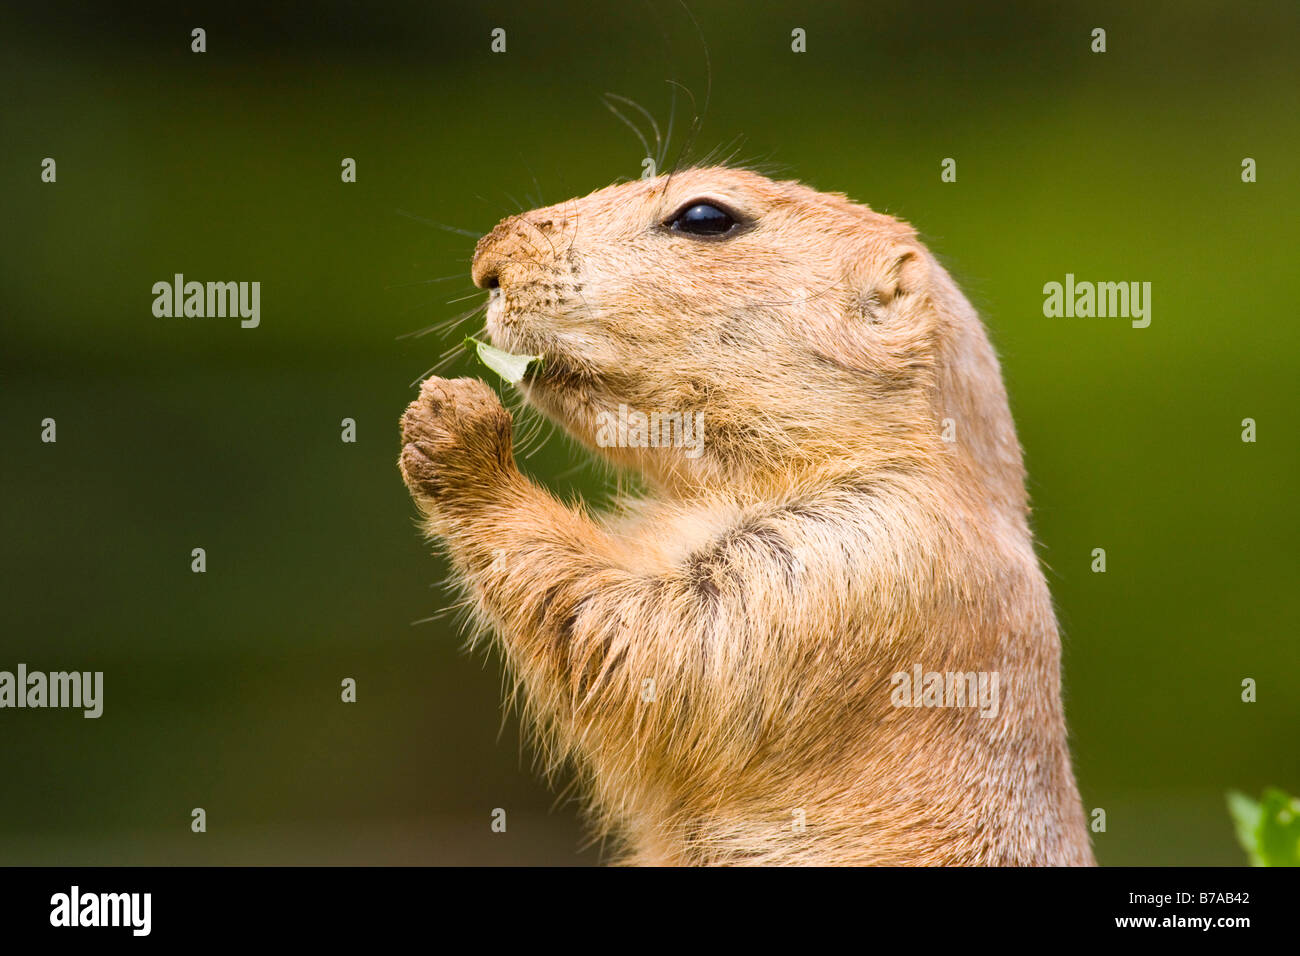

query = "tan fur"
[[399, 167, 1094, 866]]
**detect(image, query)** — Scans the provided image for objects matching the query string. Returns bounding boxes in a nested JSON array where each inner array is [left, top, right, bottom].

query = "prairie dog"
[[399, 167, 1094, 866]]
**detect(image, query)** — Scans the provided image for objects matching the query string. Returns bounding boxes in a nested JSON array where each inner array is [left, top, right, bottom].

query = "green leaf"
[[1255, 788, 1300, 867], [464, 337, 541, 385], [1227, 791, 1264, 864], [1227, 788, 1300, 866]]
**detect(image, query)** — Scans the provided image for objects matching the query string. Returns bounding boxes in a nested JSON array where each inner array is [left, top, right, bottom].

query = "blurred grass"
[[1, 1, 1296, 864]]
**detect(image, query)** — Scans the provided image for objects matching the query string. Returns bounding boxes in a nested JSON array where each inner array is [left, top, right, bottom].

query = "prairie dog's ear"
[[809, 236, 936, 375], [848, 217, 930, 308], [876, 245, 928, 306]]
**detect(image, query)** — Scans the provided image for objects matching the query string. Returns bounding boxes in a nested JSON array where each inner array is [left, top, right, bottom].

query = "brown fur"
[[399, 167, 1094, 866]]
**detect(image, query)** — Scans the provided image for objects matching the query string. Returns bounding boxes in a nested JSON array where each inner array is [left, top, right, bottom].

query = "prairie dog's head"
[[473, 166, 1025, 511]]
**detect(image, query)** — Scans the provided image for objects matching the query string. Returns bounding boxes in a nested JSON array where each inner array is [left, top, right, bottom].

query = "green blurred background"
[[1, 1, 1296, 865]]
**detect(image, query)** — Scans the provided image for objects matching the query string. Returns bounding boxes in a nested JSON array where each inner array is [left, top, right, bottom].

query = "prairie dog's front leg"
[[399, 376, 638, 687], [398, 376, 521, 526], [398, 377, 609, 572], [398, 377, 748, 750]]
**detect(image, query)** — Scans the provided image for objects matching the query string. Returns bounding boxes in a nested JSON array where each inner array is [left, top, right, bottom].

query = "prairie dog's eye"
[[666, 201, 743, 238]]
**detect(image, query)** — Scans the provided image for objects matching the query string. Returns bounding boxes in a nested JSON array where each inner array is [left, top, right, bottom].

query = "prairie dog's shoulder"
[[600, 470, 996, 589]]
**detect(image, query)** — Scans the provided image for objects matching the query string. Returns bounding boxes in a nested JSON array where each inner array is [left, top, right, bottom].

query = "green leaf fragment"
[[1227, 788, 1300, 866], [1227, 791, 1264, 863], [464, 337, 542, 384]]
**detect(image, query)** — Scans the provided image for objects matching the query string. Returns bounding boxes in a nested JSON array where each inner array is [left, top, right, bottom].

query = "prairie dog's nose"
[[471, 224, 505, 289], [471, 214, 527, 290], [471, 213, 558, 289]]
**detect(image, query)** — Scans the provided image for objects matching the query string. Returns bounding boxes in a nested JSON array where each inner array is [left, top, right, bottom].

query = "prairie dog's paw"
[[399, 376, 515, 503]]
